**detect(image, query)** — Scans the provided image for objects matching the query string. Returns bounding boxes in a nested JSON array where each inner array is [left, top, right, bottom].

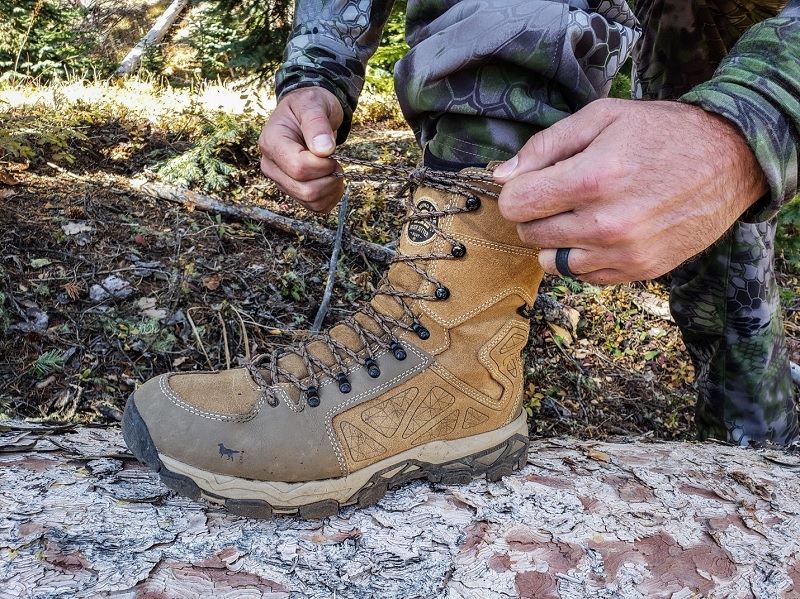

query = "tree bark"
[[116, 0, 188, 77], [2, 422, 799, 598]]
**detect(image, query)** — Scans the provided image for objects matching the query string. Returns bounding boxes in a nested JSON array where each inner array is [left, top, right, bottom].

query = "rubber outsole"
[[122, 394, 530, 519]]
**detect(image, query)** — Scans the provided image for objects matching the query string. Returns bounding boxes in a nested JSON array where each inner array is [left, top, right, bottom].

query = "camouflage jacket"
[[275, 0, 800, 217]]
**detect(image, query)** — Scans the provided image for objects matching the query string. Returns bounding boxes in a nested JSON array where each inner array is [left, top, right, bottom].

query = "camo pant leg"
[[634, 0, 799, 445]]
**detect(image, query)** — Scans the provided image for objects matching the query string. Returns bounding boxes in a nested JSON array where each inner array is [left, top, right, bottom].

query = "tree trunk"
[[116, 0, 188, 77], [2, 423, 799, 598]]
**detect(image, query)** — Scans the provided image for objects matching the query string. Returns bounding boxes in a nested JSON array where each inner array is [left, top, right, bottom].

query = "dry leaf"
[[0, 188, 16, 199], [587, 450, 611, 463], [202, 273, 223, 291], [547, 322, 573, 347], [0, 172, 21, 186]]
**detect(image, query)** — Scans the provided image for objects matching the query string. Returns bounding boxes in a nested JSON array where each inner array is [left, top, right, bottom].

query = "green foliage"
[[0, 0, 111, 79], [365, 1, 409, 94], [777, 195, 800, 272], [29, 349, 66, 378], [0, 104, 88, 163], [192, 0, 294, 82], [608, 58, 632, 100], [157, 108, 257, 191]]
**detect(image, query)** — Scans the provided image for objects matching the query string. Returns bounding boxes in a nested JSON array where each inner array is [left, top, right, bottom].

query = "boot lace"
[[246, 155, 501, 410]]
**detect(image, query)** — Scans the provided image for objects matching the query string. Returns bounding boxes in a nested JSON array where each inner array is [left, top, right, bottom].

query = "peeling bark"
[[2, 423, 799, 598]]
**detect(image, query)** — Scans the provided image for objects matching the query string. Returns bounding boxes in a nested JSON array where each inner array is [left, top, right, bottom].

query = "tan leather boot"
[[123, 168, 543, 518]]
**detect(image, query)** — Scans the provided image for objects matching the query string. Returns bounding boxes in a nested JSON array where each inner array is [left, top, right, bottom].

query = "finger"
[[538, 247, 593, 278], [259, 122, 338, 182], [261, 155, 345, 212], [493, 99, 622, 181], [291, 92, 343, 158], [538, 247, 630, 285]]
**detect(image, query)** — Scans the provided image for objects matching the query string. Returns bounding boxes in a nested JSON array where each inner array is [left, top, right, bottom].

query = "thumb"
[[294, 93, 343, 158], [493, 99, 620, 180]]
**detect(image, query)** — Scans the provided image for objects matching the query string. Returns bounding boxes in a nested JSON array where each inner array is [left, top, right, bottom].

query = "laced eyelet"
[[306, 386, 320, 407], [435, 286, 450, 300], [336, 373, 352, 394], [451, 244, 466, 258], [412, 322, 430, 340], [365, 359, 381, 378], [390, 341, 407, 361], [267, 395, 279, 407]]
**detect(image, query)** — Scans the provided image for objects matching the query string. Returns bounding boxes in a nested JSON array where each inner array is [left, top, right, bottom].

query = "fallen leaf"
[[547, 322, 573, 347], [202, 273, 223, 291], [587, 450, 611, 463], [0, 188, 16, 199], [0, 172, 21, 186]]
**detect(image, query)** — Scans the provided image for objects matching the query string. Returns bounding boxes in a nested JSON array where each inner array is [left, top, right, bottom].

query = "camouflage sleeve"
[[680, 0, 800, 221], [275, 0, 395, 143]]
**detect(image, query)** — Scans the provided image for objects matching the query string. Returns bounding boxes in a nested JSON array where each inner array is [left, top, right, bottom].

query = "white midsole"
[[158, 412, 528, 508]]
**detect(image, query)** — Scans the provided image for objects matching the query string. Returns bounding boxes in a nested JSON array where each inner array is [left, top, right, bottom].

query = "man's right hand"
[[259, 87, 345, 213]]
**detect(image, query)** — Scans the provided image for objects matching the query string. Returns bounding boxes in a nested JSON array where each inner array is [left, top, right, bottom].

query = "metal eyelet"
[[306, 386, 320, 407], [412, 322, 430, 340], [389, 341, 407, 361], [336, 373, 352, 394], [365, 359, 381, 378]]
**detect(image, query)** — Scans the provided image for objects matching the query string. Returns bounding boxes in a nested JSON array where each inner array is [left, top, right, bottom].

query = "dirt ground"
[[3, 119, 800, 442]]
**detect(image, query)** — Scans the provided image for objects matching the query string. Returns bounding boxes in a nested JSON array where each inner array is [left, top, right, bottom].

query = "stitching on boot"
[[429, 362, 498, 407], [423, 287, 537, 328], [478, 320, 530, 427], [160, 375, 260, 423], [326, 344, 431, 475]]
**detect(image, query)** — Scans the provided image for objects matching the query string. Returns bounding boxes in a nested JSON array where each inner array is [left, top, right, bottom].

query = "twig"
[[134, 181, 394, 264], [186, 308, 214, 370], [14, 0, 44, 74], [312, 186, 349, 334], [215, 309, 231, 370]]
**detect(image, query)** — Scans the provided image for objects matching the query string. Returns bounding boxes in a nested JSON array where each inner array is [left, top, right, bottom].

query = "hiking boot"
[[122, 166, 543, 518]]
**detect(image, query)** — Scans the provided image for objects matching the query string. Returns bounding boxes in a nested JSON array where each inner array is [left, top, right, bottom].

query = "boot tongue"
[[272, 185, 449, 388], [398, 187, 446, 256]]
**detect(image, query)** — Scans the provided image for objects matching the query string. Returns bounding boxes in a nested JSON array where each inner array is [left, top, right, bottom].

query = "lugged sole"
[[122, 395, 529, 519]]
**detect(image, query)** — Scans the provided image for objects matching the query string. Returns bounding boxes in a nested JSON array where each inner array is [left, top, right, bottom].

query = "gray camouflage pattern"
[[274, 0, 800, 444]]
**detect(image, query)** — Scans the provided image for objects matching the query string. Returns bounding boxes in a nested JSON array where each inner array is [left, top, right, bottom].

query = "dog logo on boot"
[[218, 442, 242, 461]]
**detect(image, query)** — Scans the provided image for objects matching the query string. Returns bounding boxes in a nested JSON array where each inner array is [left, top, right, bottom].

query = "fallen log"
[[2, 423, 799, 598], [116, 0, 189, 77]]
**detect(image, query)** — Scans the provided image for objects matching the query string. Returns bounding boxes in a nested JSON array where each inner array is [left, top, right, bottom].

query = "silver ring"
[[555, 247, 576, 278]]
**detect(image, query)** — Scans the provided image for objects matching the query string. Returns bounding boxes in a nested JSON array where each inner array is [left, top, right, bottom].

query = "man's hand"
[[493, 98, 768, 284], [259, 86, 345, 213]]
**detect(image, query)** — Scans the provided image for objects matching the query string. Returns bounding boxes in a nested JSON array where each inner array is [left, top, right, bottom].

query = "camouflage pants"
[[393, 0, 798, 444], [634, 0, 798, 445]]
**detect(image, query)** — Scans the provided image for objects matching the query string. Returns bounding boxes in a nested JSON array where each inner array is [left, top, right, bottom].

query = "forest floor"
[[2, 80, 800, 442]]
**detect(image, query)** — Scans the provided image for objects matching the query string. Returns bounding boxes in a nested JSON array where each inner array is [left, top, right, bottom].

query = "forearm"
[[680, 0, 800, 220], [275, 0, 395, 143]]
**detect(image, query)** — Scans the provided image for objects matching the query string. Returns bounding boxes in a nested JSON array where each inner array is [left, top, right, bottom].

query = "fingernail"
[[312, 134, 335, 154], [493, 155, 518, 178]]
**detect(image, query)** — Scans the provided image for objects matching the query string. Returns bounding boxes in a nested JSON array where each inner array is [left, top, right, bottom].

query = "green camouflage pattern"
[[633, 0, 800, 445], [670, 218, 797, 445], [395, 0, 640, 163], [274, 0, 800, 444], [276, 0, 641, 159]]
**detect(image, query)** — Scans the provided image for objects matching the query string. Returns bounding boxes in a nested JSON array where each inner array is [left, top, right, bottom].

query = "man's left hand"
[[493, 98, 768, 284]]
